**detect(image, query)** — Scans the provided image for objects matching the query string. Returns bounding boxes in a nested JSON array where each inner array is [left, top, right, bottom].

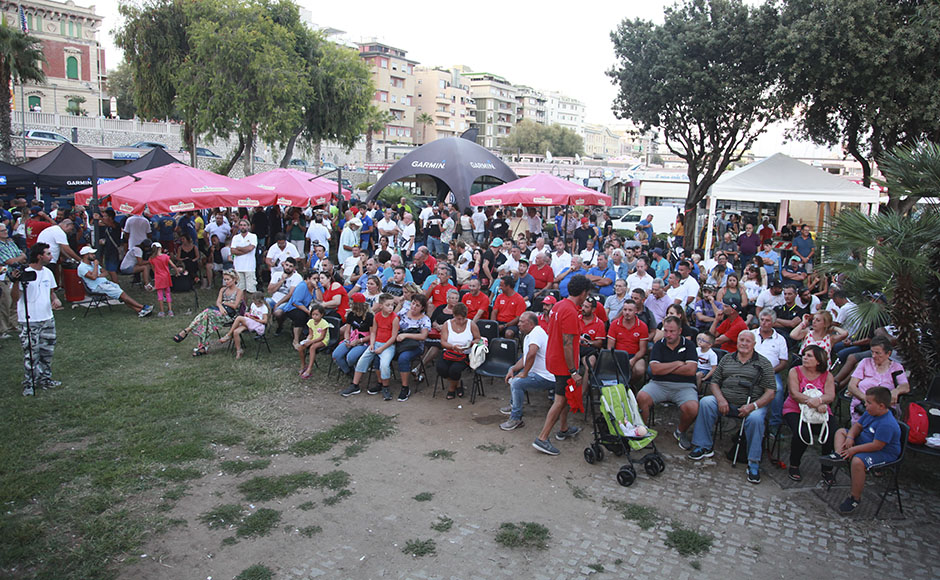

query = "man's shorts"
[[856, 450, 897, 470], [554, 374, 571, 396], [119, 266, 136, 276], [95, 280, 125, 301], [640, 379, 699, 407]]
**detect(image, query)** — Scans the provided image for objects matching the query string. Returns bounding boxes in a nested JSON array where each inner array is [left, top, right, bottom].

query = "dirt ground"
[[121, 375, 940, 580]]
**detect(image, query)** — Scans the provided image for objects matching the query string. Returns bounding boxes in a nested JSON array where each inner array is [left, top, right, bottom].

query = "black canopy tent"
[[20, 142, 129, 191], [0, 159, 37, 192], [364, 136, 518, 209], [121, 147, 182, 173]]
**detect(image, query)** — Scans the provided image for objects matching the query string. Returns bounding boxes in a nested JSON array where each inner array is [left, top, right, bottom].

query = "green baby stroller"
[[583, 382, 665, 487]]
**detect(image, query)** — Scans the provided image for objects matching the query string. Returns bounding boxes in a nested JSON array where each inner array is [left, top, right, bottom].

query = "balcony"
[[435, 93, 449, 104]]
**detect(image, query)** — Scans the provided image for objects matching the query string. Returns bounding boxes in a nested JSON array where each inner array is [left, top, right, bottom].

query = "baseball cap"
[[151, 242, 162, 249], [789, 255, 801, 262], [349, 218, 362, 228], [80, 246, 97, 256], [518, 257, 529, 265], [490, 237, 503, 247], [580, 217, 589, 224], [651, 247, 663, 256], [770, 279, 782, 288], [542, 296, 557, 305], [351, 293, 366, 303]]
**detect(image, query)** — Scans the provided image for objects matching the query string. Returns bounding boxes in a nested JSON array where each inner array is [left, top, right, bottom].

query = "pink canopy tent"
[[74, 163, 276, 214], [468, 173, 612, 207], [240, 168, 352, 207]]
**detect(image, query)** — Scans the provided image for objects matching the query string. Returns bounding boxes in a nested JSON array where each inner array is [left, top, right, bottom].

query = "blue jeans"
[[396, 345, 423, 372], [692, 395, 768, 463], [332, 341, 367, 375], [768, 372, 787, 427], [509, 374, 556, 420], [355, 341, 396, 379], [833, 342, 863, 364], [427, 236, 445, 256]]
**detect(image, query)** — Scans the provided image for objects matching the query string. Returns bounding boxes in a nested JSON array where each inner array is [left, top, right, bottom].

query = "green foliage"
[[65, 95, 87, 116], [609, 0, 784, 227], [235, 564, 274, 580], [288, 412, 396, 457], [430, 516, 454, 532], [425, 449, 456, 461], [665, 524, 713, 557], [413, 492, 434, 502], [494, 522, 551, 550], [157, 466, 202, 481], [199, 504, 244, 530], [588, 563, 605, 572], [876, 142, 940, 214], [775, 0, 940, 191], [106, 61, 137, 119], [298, 525, 322, 537], [402, 538, 437, 557], [297, 501, 316, 511], [565, 481, 593, 502], [237, 471, 349, 502], [477, 443, 509, 455], [504, 120, 584, 157], [220, 459, 271, 475], [0, 26, 46, 161], [236, 508, 281, 538], [322, 489, 353, 506], [604, 499, 660, 530]]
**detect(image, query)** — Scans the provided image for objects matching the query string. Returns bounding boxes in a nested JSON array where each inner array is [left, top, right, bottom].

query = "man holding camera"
[[10, 243, 60, 396]]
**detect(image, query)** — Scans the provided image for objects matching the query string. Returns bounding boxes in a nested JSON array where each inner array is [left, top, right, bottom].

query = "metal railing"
[[23, 111, 173, 135]]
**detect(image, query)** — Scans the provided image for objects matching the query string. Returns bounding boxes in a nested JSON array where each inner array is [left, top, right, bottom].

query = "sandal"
[[173, 330, 188, 343], [219, 335, 231, 344], [788, 466, 802, 482], [235, 349, 244, 360], [456, 386, 465, 398], [192, 346, 207, 357], [821, 470, 836, 486], [300, 370, 311, 379], [446, 390, 456, 400]]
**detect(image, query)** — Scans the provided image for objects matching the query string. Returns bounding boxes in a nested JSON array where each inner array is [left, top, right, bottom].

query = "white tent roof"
[[710, 153, 880, 203]]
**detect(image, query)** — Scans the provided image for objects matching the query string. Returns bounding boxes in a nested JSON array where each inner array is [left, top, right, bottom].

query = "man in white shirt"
[[10, 242, 61, 395], [626, 257, 654, 293], [264, 233, 300, 273], [376, 208, 400, 248], [267, 257, 302, 334], [796, 286, 821, 312], [526, 208, 543, 241], [342, 245, 364, 284], [498, 246, 522, 276], [755, 281, 786, 311], [666, 272, 690, 305], [398, 213, 416, 258], [305, 215, 330, 255], [230, 218, 258, 292], [36, 219, 80, 282], [337, 218, 361, 265], [676, 260, 700, 304], [528, 237, 550, 262], [204, 214, 231, 245], [123, 213, 152, 248], [499, 312, 555, 430], [471, 207, 487, 245], [550, 237, 572, 277], [751, 308, 791, 429]]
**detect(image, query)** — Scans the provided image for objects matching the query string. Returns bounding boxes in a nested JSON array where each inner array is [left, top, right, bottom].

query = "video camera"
[[7, 263, 37, 283]]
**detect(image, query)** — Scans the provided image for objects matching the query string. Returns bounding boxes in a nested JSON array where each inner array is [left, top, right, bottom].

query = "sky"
[[93, 0, 836, 158]]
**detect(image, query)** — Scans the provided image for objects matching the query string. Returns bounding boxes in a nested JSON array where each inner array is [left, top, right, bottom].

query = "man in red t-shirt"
[[606, 299, 649, 383], [537, 295, 555, 330], [492, 275, 526, 339], [534, 273, 592, 456], [425, 263, 457, 308], [710, 301, 748, 352], [579, 296, 606, 380], [26, 208, 54, 248], [529, 252, 554, 290], [461, 277, 489, 322]]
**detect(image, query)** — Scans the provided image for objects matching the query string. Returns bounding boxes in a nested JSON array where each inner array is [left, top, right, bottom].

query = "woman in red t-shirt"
[[317, 272, 349, 322], [344, 294, 399, 400]]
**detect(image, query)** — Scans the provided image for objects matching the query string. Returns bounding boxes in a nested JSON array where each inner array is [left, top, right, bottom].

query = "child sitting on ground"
[[822, 386, 902, 514], [695, 333, 718, 393], [220, 292, 269, 359], [298, 304, 331, 379]]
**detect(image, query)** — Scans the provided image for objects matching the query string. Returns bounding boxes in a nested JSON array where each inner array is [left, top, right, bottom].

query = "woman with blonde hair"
[[790, 309, 848, 359]]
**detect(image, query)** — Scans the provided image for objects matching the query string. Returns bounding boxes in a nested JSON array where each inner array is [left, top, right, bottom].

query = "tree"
[[107, 61, 137, 120], [504, 120, 584, 157], [0, 26, 45, 162], [364, 107, 393, 164], [65, 95, 87, 116], [775, 0, 940, 211], [608, 0, 784, 239], [416, 112, 434, 144]]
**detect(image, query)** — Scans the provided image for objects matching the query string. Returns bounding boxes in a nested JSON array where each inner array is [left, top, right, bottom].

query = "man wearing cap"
[[77, 247, 152, 317], [756, 280, 785, 310], [230, 219, 258, 292], [649, 247, 671, 280], [710, 301, 748, 353], [781, 254, 807, 289], [586, 252, 616, 298], [338, 217, 361, 265], [572, 217, 594, 254], [461, 277, 489, 322]]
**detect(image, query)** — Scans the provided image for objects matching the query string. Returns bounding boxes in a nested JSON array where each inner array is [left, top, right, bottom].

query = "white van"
[[617, 206, 681, 235]]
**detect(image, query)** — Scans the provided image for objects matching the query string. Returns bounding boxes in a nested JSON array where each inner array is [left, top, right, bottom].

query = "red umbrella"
[[468, 173, 612, 207], [240, 168, 351, 208], [74, 163, 276, 214]]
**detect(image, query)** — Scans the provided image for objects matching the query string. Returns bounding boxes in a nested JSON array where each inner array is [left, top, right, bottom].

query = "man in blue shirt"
[[650, 248, 671, 280], [756, 239, 780, 279], [515, 258, 536, 304], [151, 214, 178, 252], [359, 210, 373, 252], [279, 270, 317, 348], [637, 214, 654, 240], [586, 252, 616, 298], [792, 224, 816, 272], [558, 256, 587, 298]]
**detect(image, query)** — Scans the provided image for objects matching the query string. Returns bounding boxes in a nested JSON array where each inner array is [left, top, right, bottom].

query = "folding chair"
[[471, 338, 517, 404], [825, 422, 910, 516], [316, 316, 342, 372], [79, 279, 113, 317]]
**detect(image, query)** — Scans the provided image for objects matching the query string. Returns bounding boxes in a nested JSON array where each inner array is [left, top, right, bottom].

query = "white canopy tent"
[[703, 153, 881, 256]]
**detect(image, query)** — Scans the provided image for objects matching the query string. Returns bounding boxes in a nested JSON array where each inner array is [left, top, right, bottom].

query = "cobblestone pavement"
[[125, 390, 939, 580]]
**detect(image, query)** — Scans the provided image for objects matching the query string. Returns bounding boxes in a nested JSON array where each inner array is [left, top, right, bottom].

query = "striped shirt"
[[709, 350, 776, 407], [0, 239, 24, 266]]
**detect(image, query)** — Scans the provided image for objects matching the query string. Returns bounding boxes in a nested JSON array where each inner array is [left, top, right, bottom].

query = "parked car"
[[288, 159, 309, 168], [617, 205, 681, 235], [326, 177, 353, 190], [14, 130, 70, 144], [321, 162, 338, 171], [179, 147, 222, 159], [607, 205, 635, 220], [127, 141, 167, 149]]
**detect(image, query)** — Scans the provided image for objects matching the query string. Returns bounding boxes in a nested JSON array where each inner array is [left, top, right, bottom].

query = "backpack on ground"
[[907, 403, 928, 445]]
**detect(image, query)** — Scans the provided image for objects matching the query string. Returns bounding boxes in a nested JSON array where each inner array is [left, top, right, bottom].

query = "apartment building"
[[412, 67, 476, 143], [582, 123, 622, 160], [515, 86, 547, 125], [546, 91, 585, 136], [460, 70, 517, 151], [358, 41, 418, 144], [5, 0, 106, 116]]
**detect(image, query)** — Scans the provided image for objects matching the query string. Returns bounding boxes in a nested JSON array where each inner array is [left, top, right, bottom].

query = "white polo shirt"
[[230, 232, 257, 272], [36, 225, 68, 263]]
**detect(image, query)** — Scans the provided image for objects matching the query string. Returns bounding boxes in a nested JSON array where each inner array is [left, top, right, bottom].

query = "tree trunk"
[[280, 127, 302, 168], [219, 134, 245, 176], [242, 131, 253, 176], [0, 63, 14, 163], [182, 121, 196, 166], [365, 132, 373, 164], [313, 141, 321, 172], [892, 275, 931, 393]]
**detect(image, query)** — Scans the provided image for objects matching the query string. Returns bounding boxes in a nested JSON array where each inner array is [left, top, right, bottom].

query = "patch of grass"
[[614, 558, 623, 565], [297, 501, 316, 511], [430, 516, 453, 532], [691, 560, 702, 570], [603, 499, 660, 530], [157, 466, 203, 482], [317, 470, 351, 491], [163, 485, 187, 501], [235, 563, 274, 580], [476, 442, 509, 454], [221, 536, 238, 546], [322, 489, 353, 506], [289, 412, 396, 457], [332, 441, 365, 462], [245, 438, 281, 455], [220, 459, 271, 475], [402, 538, 437, 557], [236, 508, 281, 538], [665, 524, 713, 557], [494, 522, 551, 550], [414, 492, 434, 502], [299, 525, 322, 537], [237, 472, 318, 502], [566, 481, 593, 501], [425, 449, 456, 461], [199, 504, 244, 530], [588, 563, 605, 572]]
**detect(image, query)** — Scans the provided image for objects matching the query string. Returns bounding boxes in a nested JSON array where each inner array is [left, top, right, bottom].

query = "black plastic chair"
[[471, 338, 517, 404], [318, 316, 342, 373], [826, 422, 910, 516], [79, 278, 113, 317], [477, 319, 499, 341], [250, 324, 271, 360]]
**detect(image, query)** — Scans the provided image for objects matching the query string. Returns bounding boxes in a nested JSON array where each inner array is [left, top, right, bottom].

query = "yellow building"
[[412, 67, 476, 143], [358, 41, 418, 144]]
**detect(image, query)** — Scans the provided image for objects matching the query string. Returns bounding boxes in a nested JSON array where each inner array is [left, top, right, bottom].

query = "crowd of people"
[[1, 195, 907, 514]]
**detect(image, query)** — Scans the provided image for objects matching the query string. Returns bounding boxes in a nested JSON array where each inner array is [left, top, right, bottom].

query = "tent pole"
[[91, 159, 99, 248], [563, 204, 569, 249], [703, 191, 717, 258]]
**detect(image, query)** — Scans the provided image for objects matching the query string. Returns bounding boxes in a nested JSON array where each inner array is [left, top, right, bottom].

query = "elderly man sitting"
[[688, 331, 776, 484], [78, 247, 153, 317]]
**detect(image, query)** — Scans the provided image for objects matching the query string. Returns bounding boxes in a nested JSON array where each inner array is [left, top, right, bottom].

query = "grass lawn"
[[0, 289, 308, 579]]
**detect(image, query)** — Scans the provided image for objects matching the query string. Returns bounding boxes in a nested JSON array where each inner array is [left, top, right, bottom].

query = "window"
[[66, 56, 79, 80], [391, 95, 396, 103], [380, 58, 388, 68], [28, 96, 41, 109]]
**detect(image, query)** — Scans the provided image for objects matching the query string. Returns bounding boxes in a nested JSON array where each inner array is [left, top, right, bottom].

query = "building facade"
[[514, 86, 547, 126], [412, 67, 475, 143], [460, 70, 516, 151], [546, 91, 585, 136], [358, 41, 417, 145], [4, 0, 106, 117], [582, 123, 622, 160]]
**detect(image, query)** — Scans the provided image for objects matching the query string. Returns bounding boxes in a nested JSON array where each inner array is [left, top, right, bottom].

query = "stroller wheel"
[[584, 447, 597, 464], [592, 444, 605, 462], [654, 456, 666, 474], [616, 466, 636, 487], [644, 458, 660, 477]]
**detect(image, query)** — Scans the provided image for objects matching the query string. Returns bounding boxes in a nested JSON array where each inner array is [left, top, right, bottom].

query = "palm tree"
[[0, 26, 45, 162], [819, 204, 940, 394], [364, 106, 392, 164], [416, 112, 433, 144]]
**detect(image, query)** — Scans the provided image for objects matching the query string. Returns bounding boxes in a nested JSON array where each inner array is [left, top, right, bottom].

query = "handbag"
[[442, 349, 468, 363], [397, 338, 421, 353], [798, 386, 829, 446]]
